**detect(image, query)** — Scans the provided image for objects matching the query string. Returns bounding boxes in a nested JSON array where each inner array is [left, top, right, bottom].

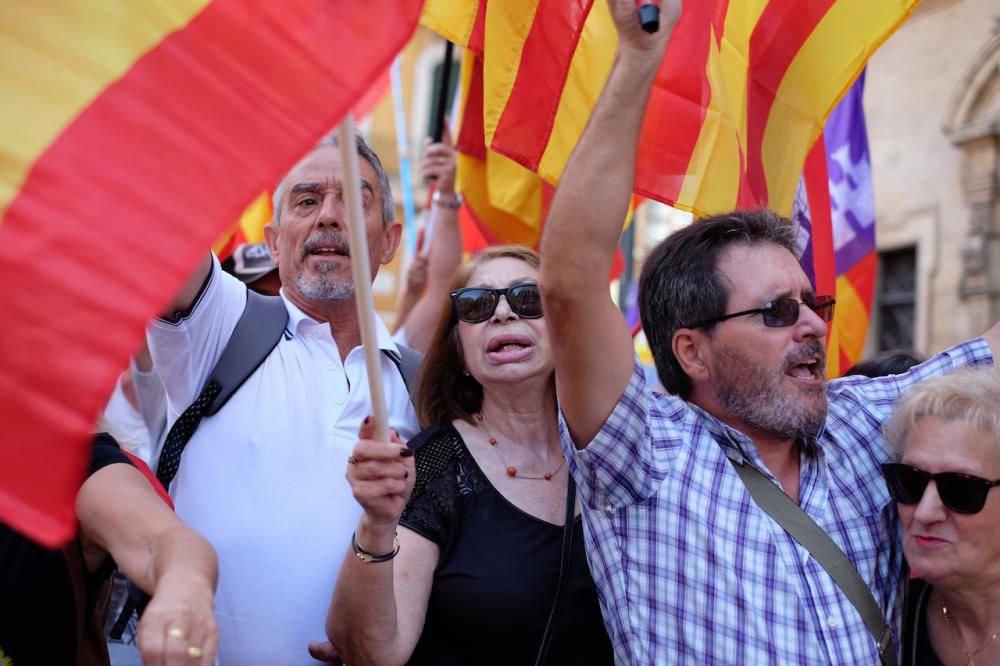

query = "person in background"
[[845, 350, 926, 378], [0, 433, 218, 665], [393, 252, 429, 335], [329, 246, 613, 665], [882, 368, 1000, 666], [222, 242, 282, 296], [391, 130, 463, 353], [538, 0, 999, 662]]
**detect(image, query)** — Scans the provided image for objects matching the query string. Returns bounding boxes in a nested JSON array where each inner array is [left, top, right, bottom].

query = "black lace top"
[[399, 423, 613, 666]]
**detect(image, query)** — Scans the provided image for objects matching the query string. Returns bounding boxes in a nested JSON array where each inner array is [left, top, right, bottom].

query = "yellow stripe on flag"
[[458, 153, 540, 246], [827, 275, 869, 378], [420, 0, 481, 48], [537, 0, 617, 185], [211, 190, 272, 256], [676, 1, 769, 215], [761, 0, 919, 215], [238, 191, 272, 243], [486, 151, 544, 226], [0, 0, 210, 220]]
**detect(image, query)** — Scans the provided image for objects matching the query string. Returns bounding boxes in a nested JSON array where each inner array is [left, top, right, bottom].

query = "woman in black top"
[[881, 369, 1000, 666], [329, 246, 613, 665]]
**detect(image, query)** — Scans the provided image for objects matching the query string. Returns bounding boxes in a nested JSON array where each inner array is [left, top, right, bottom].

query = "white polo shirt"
[[148, 256, 418, 665]]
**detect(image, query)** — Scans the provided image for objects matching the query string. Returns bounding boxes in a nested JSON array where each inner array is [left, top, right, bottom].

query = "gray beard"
[[712, 343, 828, 441], [297, 267, 354, 302], [298, 230, 355, 301]]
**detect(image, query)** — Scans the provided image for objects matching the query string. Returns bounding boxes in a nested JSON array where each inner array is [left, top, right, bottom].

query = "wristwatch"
[[432, 191, 462, 210]]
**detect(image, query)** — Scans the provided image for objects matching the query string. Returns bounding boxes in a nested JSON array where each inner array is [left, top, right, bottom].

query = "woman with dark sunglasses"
[[882, 367, 1000, 666], [328, 245, 613, 665]]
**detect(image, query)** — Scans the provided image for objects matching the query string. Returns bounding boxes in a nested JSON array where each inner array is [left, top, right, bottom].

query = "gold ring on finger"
[[187, 645, 204, 659], [167, 627, 186, 640]]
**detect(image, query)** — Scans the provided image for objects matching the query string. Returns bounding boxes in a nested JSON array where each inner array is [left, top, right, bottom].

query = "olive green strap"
[[729, 459, 897, 666]]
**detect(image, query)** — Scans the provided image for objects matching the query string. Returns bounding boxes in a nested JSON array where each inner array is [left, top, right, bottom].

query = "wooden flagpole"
[[337, 115, 390, 442]]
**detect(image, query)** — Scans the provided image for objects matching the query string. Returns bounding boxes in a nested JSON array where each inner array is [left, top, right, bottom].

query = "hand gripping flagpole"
[[337, 115, 390, 442]]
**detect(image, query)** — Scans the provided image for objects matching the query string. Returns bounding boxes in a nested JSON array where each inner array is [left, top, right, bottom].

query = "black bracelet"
[[351, 530, 400, 563]]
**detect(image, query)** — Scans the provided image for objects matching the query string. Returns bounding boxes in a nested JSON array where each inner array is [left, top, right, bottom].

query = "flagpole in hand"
[[337, 115, 390, 443]]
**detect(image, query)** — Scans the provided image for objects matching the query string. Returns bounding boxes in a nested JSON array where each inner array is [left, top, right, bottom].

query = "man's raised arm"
[[539, 0, 679, 447]]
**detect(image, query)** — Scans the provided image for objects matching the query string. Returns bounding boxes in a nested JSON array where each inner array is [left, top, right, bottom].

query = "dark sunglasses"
[[881, 462, 1000, 515], [686, 295, 835, 330], [450, 284, 543, 323]]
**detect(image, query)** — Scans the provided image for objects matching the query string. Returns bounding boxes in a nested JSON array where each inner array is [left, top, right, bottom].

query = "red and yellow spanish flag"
[[0, 0, 422, 547], [424, 0, 917, 219], [426, 0, 609, 248]]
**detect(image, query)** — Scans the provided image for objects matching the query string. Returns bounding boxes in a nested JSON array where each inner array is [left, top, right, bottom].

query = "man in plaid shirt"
[[539, 1, 1000, 663]]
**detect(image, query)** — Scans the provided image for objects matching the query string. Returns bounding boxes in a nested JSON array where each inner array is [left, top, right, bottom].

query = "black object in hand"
[[638, 2, 660, 33]]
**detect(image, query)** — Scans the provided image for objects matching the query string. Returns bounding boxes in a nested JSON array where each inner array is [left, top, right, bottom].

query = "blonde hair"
[[883, 367, 1000, 459]]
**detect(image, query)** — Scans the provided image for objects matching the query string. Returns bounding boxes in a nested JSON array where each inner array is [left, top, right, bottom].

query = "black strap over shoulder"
[[205, 290, 288, 416], [534, 474, 576, 666], [383, 344, 423, 404]]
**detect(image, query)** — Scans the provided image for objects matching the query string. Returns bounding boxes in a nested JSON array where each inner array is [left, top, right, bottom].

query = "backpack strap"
[[382, 344, 424, 404], [155, 289, 287, 488], [204, 290, 289, 416]]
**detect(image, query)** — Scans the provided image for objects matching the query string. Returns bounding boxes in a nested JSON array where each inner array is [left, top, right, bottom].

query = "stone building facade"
[[865, 0, 1000, 354]]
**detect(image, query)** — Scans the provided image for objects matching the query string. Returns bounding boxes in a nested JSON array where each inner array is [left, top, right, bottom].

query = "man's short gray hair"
[[271, 131, 395, 227]]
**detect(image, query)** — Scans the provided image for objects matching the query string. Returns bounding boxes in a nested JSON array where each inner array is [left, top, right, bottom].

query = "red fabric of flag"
[[0, 0, 423, 547]]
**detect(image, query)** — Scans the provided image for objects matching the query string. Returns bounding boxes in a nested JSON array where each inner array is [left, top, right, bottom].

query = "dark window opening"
[[876, 247, 917, 351]]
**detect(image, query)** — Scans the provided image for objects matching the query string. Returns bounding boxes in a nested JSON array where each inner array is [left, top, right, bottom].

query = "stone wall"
[[865, 0, 1000, 353]]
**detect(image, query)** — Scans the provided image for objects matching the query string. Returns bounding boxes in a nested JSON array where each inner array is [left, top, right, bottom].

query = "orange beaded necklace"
[[475, 412, 566, 481]]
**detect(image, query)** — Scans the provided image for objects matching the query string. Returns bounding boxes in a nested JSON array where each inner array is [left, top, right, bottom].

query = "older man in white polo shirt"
[[148, 132, 418, 664]]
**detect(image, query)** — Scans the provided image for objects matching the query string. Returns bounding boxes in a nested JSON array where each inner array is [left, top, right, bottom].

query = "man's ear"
[[264, 221, 280, 266], [673, 328, 711, 383], [379, 220, 403, 265]]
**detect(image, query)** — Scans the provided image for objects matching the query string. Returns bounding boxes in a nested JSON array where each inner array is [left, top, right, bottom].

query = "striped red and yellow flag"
[[0, 0, 422, 546], [794, 73, 878, 377], [425, 0, 917, 218], [448, 18, 632, 257]]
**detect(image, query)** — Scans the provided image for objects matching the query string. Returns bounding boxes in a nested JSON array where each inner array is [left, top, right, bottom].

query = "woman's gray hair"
[[883, 367, 1000, 460], [271, 131, 395, 227]]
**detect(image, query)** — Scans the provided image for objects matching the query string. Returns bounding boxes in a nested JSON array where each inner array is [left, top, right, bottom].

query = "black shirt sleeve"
[[399, 425, 467, 546], [88, 432, 135, 477]]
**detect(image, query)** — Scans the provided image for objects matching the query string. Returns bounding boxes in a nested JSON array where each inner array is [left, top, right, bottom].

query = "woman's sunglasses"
[[686, 295, 835, 330], [881, 462, 1000, 515], [450, 284, 543, 324]]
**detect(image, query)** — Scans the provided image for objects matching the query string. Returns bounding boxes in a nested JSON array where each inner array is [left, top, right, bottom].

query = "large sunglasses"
[[686, 295, 835, 330], [450, 284, 543, 323], [881, 462, 1000, 515]]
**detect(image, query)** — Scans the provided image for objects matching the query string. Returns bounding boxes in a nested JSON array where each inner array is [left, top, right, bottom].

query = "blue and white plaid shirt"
[[562, 339, 992, 665]]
